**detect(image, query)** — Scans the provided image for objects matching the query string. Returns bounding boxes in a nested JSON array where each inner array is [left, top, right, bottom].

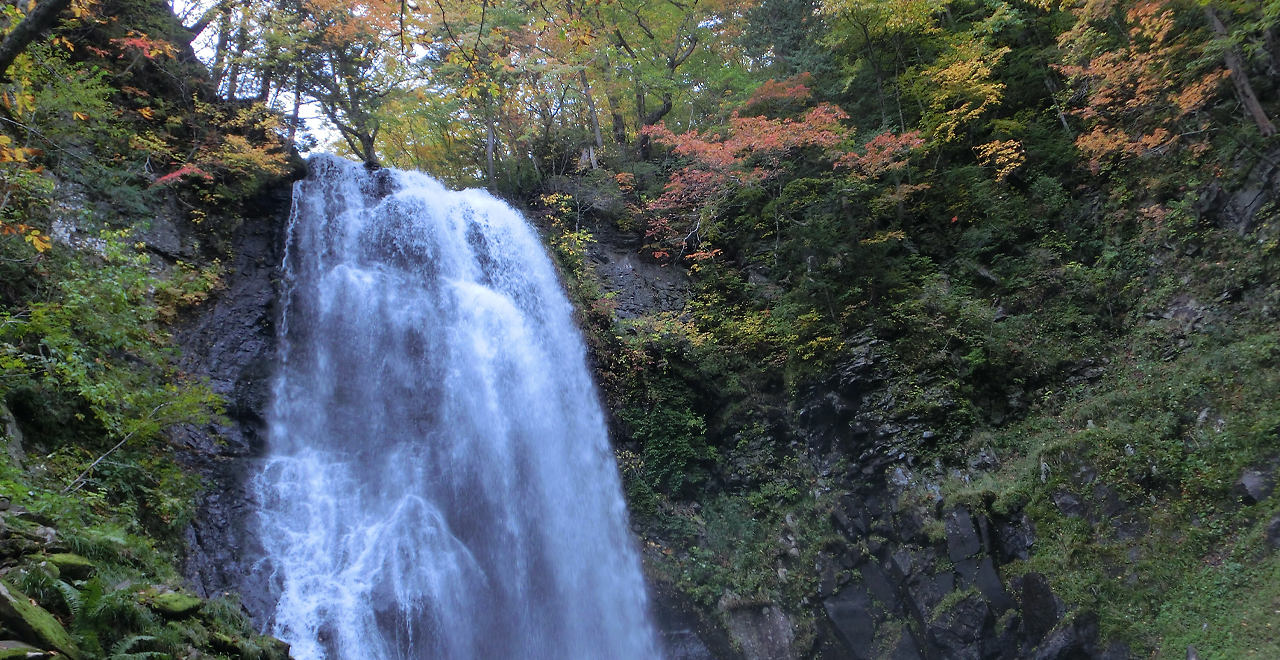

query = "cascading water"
[[252, 154, 662, 660]]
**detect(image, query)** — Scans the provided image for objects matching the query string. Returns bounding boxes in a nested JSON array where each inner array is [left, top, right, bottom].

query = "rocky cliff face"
[[561, 215, 1158, 660], [172, 184, 290, 621]]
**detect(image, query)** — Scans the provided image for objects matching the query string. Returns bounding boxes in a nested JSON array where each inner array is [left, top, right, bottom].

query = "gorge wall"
[[170, 149, 1280, 660]]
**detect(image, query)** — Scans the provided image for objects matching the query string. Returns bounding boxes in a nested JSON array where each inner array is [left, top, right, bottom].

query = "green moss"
[[147, 592, 202, 618], [0, 644, 42, 660], [46, 554, 96, 581], [0, 579, 82, 660]]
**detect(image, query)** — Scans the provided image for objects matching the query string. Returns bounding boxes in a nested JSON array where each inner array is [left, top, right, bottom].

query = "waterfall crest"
[[253, 154, 661, 660]]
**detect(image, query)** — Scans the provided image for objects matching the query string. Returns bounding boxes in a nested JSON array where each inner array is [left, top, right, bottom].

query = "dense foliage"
[[0, 0, 292, 657]]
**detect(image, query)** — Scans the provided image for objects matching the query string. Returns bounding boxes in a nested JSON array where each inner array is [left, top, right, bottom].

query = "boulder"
[[149, 591, 203, 618], [970, 557, 1015, 614], [946, 507, 982, 561], [0, 640, 47, 659], [906, 571, 954, 623], [1018, 572, 1060, 646], [824, 586, 878, 660], [44, 554, 94, 581], [1236, 468, 1275, 505], [832, 495, 870, 539], [889, 630, 924, 660], [861, 561, 901, 613], [723, 605, 795, 660], [996, 511, 1036, 562], [0, 580, 81, 660], [1031, 611, 1098, 660], [927, 593, 991, 660], [1053, 491, 1085, 518], [1266, 513, 1280, 551]]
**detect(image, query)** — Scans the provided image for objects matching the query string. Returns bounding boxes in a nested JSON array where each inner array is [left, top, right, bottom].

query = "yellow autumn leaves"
[[0, 221, 50, 252], [0, 134, 37, 164]]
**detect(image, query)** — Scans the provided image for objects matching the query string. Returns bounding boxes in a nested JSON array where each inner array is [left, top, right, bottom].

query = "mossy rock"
[[0, 581, 81, 660], [260, 636, 291, 660], [0, 640, 46, 659], [43, 554, 94, 581], [210, 632, 238, 652], [149, 591, 202, 618]]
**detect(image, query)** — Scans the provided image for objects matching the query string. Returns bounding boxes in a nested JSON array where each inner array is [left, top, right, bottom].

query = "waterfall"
[[252, 154, 661, 660]]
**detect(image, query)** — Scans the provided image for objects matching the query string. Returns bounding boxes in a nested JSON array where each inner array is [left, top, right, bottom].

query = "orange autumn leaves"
[[644, 99, 921, 216], [1059, 0, 1226, 173], [640, 81, 924, 259]]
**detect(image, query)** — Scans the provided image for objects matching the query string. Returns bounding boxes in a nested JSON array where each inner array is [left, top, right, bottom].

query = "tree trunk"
[[225, 6, 251, 98], [1206, 6, 1276, 137], [184, 0, 224, 42], [600, 54, 628, 147], [1264, 27, 1280, 78], [287, 71, 302, 147], [256, 8, 276, 102], [485, 100, 496, 191], [360, 133, 378, 167], [580, 69, 603, 149], [637, 94, 672, 159], [211, 3, 233, 89], [0, 0, 73, 82]]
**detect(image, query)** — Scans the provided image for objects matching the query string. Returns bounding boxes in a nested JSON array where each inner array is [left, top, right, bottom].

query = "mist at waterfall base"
[[252, 154, 662, 660]]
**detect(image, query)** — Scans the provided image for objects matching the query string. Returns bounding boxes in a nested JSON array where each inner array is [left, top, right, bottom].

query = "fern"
[[51, 580, 83, 621], [109, 634, 166, 660], [109, 653, 167, 660], [87, 589, 155, 631]]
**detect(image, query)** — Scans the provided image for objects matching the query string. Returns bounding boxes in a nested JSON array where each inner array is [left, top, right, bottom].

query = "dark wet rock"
[[995, 511, 1035, 562], [1195, 147, 1280, 235], [888, 547, 916, 584], [1017, 572, 1060, 646], [1031, 611, 1098, 660], [889, 631, 924, 660], [1092, 486, 1127, 521], [583, 222, 690, 320], [972, 557, 1015, 614], [724, 605, 795, 660], [1236, 467, 1275, 505], [832, 495, 870, 539], [0, 404, 23, 468], [1053, 491, 1085, 518], [175, 183, 291, 622], [1266, 513, 1280, 551], [894, 508, 927, 545], [946, 507, 982, 561], [1111, 515, 1148, 542], [861, 561, 900, 613], [927, 592, 991, 660], [824, 585, 879, 660], [906, 570, 954, 624], [818, 555, 841, 598], [1097, 641, 1132, 660], [649, 579, 740, 660]]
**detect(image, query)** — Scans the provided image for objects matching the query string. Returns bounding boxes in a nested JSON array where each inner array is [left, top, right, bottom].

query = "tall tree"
[[0, 0, 77, 80]]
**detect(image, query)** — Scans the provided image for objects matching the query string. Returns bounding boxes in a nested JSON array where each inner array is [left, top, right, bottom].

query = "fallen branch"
[[63, 402, 171, 494]]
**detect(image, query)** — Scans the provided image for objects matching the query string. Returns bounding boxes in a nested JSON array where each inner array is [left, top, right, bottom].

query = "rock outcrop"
[[173, 184, 292, 622]]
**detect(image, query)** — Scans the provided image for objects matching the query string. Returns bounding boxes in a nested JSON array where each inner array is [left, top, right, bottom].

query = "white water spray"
[[252, 155, 661, 660]]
